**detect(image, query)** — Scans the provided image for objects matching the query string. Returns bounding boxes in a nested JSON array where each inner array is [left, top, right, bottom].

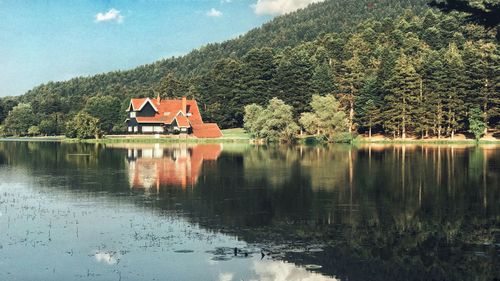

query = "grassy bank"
[[64, 128, 251, 144], [351, 135, 500, 144], [2, 129, 499, 145]]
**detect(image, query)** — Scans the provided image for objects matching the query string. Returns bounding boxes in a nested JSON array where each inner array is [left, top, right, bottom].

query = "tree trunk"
[[483, 101, 488, 135], [369, 126, 372, 140], [402, 96, 406, 139], [349, 100, 354, 134]]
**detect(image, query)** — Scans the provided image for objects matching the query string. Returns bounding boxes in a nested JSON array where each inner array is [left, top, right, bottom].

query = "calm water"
[[0, 142, 499, 281]]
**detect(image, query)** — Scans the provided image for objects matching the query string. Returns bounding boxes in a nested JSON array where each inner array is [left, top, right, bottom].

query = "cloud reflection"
[[94, 251, 119, 265], [251, 260, 338, 281]]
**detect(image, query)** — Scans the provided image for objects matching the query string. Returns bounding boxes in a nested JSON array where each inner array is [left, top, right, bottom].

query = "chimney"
[[181, 96, 187, 114], [157, 91, 161, 103]]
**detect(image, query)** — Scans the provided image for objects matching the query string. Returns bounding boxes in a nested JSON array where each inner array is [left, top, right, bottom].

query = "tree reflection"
[[0, 142, 498, 280]]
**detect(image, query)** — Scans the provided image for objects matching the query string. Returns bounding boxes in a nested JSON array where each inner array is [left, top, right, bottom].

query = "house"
[[126, 96, 223, 138]]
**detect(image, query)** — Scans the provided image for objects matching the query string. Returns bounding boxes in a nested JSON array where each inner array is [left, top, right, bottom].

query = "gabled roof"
[[129, 98, 158, 112], [175, 115, 190, 128], [128, 97, 204, 126]]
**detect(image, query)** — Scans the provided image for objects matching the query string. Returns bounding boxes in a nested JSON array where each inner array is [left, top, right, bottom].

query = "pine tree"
[[464, 41, 500, 133], [384, 51, 420, 139], [336, 53, 365, 133], [422, 51, 447, 138], [443, 42, 466, 138], [363, 99, 381, 139]]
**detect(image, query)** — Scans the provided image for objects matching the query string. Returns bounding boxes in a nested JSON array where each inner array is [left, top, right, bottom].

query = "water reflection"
[[0, 141, 499, 281], [114, 143, 222, 190]]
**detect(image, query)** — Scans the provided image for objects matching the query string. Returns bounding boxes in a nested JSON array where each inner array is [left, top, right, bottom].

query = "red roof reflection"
[[125, 144, 222, 190]]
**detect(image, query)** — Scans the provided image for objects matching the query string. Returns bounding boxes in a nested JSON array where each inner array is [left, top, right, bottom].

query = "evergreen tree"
[[384, 52, 420, 139], [336, 53, 365, 133], [468, 106, 486, 140], [443, 42, 466, 138], [422, 51, 447, 138], [156, 73, 185, 99], [362, 99, 381, 139]]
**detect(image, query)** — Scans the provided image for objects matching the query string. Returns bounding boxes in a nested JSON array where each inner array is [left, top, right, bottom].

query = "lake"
[[0, 141, 498, 281]]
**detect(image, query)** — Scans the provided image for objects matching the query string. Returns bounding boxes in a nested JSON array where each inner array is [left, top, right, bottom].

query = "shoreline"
[[1, 128, 499, 145], [2, 136, 499, 145]]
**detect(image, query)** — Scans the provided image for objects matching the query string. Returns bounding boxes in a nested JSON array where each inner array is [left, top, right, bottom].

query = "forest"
[[0, 0, 498, 139]]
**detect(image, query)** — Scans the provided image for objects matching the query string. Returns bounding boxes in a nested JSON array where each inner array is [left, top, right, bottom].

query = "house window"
[[128, 126, 132, 132], [130, 112, 136, 118]]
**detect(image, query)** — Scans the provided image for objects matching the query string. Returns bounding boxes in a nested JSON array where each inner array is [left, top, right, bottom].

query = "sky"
[[0, 0, 323, 97]]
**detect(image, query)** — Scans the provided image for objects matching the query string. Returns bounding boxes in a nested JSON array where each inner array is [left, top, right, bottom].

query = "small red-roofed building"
[[126, 96, 223, 138]]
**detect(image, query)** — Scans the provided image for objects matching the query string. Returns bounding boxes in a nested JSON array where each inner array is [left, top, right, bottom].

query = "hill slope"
[[1, 0, 497, 137], [18, 0, 429, 107]]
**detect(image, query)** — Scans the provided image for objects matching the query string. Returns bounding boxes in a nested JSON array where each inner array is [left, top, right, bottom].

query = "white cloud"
[[252, 0, 324, 15], [206, 8, 223, 17], [95, 8, 124, 23]]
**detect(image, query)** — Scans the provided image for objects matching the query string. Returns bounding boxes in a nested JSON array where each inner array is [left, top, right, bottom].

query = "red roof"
[[129, 97, 204, 125], [175, 115, 190, 127], [192, 123, 223, 138]]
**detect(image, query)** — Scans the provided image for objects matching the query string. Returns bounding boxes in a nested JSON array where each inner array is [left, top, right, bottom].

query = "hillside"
[[10, 1, 428, 107], [1, 0, 498, 138]]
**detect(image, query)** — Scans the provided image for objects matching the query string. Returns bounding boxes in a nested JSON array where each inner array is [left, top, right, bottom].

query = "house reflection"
[[120, 143, 222, 191]]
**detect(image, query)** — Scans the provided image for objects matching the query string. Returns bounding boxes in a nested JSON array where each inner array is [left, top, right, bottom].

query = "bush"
[[28, 126, 40, 136], [243, 98, 299, 143], [65, 112, 101, 139]]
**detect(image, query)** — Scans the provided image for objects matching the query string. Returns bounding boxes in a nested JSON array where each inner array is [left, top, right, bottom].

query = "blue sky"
[[0, 0, 322, 97]]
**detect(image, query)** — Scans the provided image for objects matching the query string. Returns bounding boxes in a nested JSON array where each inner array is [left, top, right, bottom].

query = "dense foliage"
[[299, 94, 349, 142], [65, 112, 101, 139], [244, 98, 299, 142], [0, 0, 498, 138]]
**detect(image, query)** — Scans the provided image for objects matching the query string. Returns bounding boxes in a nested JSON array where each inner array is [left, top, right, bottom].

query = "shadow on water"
[[0, 141, 499, 281]]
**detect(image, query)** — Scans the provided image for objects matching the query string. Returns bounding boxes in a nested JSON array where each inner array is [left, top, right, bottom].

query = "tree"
[[259, 98, 299, 142], [39, 114, 65, 136], [3, 103, 36, 136], [156, 73, 185, 99], [463, 41, 500, 133], [299, 94, 349, 142], [362, 99, 381, 139], [83, 96, 122, 134], [0, 97, 19, 124], [275, 46, 315, 115], [422, 51, 447, 138], [443, 43, 466, 138], [428, 0, 500, 40], [243, 103, 264, 137], [336, 53, 365, 133], [28, 126, 40, 136], [299, 112, 319, 135], [469, 106, 487, 140], [243, 98, 299, 143], [384, 52, 420, 139], [65, 112, 101, 139]]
